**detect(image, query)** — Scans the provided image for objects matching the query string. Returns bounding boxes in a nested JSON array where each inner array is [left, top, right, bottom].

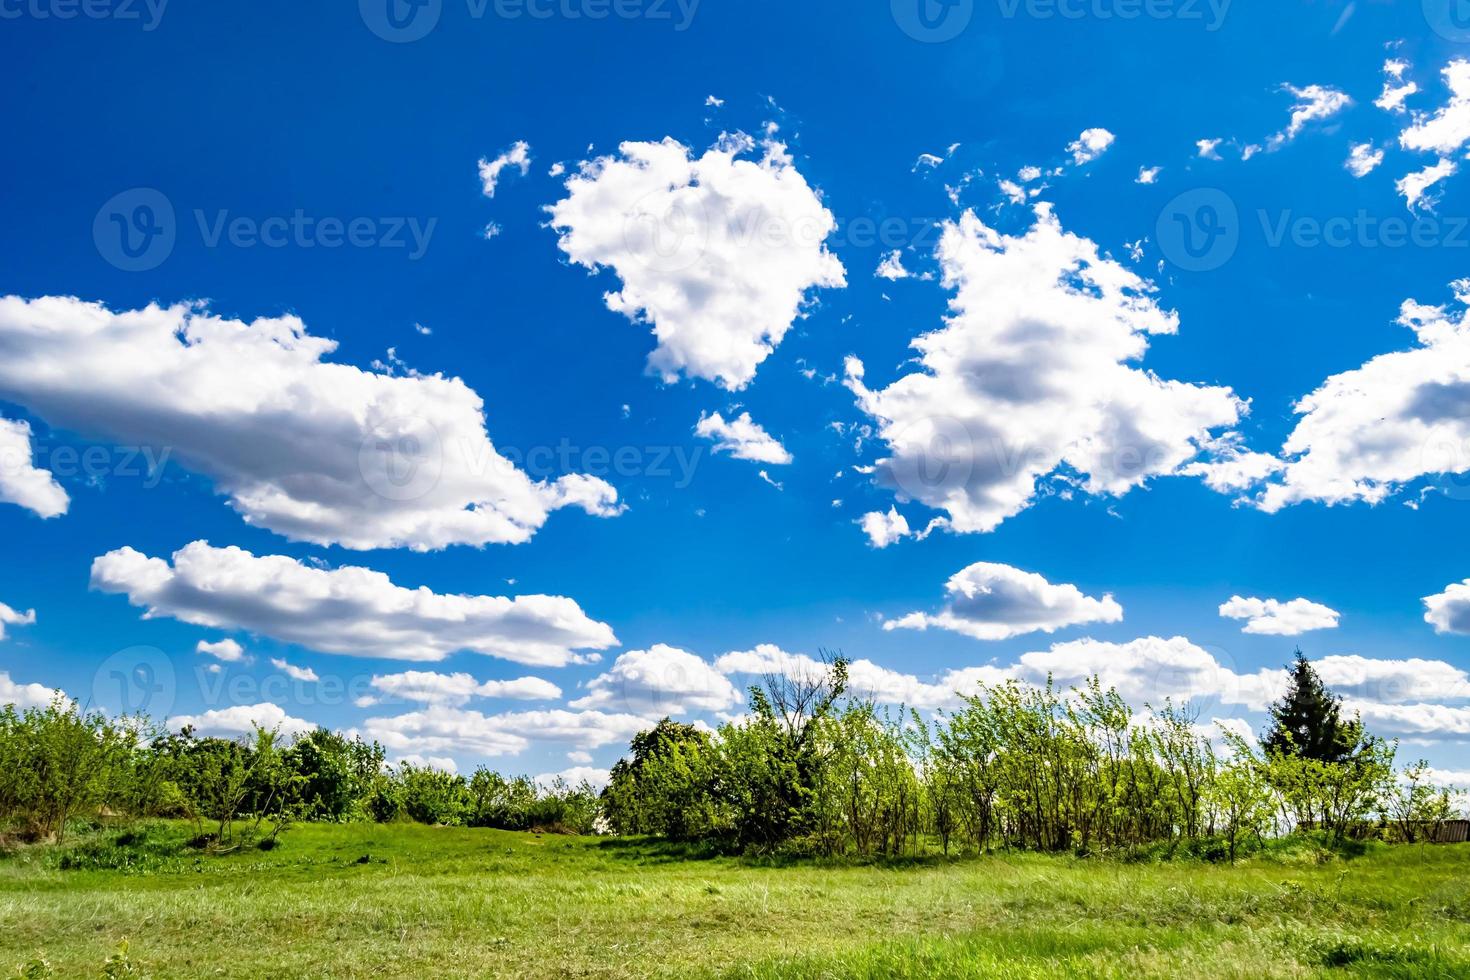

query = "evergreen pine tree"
[[1262, 650, 1360, 763]]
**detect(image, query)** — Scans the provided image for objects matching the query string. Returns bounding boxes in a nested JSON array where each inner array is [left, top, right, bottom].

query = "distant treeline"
[[0, 652, 1462, 859], [0, 705, 600, 848]]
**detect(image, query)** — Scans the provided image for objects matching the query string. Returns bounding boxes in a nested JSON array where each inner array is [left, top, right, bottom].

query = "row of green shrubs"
[[0, 701, 601, 849]]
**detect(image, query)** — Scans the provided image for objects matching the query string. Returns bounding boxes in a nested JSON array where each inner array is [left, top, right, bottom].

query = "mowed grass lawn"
[[2, 824, 1469, 978]]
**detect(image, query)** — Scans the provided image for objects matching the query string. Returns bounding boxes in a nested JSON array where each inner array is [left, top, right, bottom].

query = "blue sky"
[[3, 0, 1470, 780]]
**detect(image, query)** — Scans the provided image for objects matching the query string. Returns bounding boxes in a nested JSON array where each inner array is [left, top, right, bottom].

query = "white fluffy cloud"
[[360, 706, 647, 758], [716, 643, 1012, 712], [694, 411, 792, 465], [1344, 701, 1470, 742], [367, 670, 562, 706], [846, 205, 1242, 535], [716, 642, 1470, 738], [1247, 283, 1470, 513], [886, 562, 1123, 641], [1424, 579, 1470, 636], [1315, 655, 1470, 704], [1180, 434, 1285, 493], [1264, 84, 1352, 152], [1218, 596, 1341, 636], [1376, 59, 1418, 115], [0, 601, 36, 642], [478, 140, 532, 197], [167, 702, 316, 739], [270, 658, 319, 683], [548, 135, 846, 390], [535, 767, 611, 791], [0, 418, 67, 518], [0, 296, 619, 552], [90, 541, 617, 666], [875, 250, 913, 280], [1135, 166, 1161, 185], [196, 638, 246, 663], [1397, 159, 1457, 211], [858, 508, 912, 549], [1066, 128, 1115, 165], [1400, 60, 1470, 156], [1018, 636, 1285, 712], [0, 671, 60, 709], [571, 644, 742, 716], [1345, 142, 1384, 178]]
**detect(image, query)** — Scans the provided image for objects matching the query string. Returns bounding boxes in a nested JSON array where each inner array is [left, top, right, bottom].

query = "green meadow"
[[2, 822, 1468, 979]]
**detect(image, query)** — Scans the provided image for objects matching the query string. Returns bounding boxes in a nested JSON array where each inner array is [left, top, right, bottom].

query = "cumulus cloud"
[[570, 644, 742, 716], [91, 541, 617, 666], [477, 140, 532, 197], [886, 562, 1123, 641], [694, 411, 792, 465], [1018, 636, 1285, 712], [1397, 159, 1456, 211], [0, 601, 36, 642], [196, 638, 246, 663], [1424, 579, 1470, 636], [1344, 701, 1470, 742], [1135, 166, 1162, 185], [0, 671, 60, 709], [1400, 60, 1470, 156], [360, 706, 647, 759], [845, 205, 1242, 535], [0, 602, 38, 646], [857, 507, 911, 549], [1314, 655, 1470, 704], [548, 135, 846, 390], [1196, 139, 1224, 160], [1245, 283, 1470, 513], [366, 670, 561, 706], [535, 767, 611, 791], [875, 250, 912, 280], [0, 296, 619, 552], [0, 418, 67, 518], [1345, 142, 1384, 178], [270, 658, 319, 683], [1066, 128, 1115, 165], [715, 644, 1012, 712], [1180, 434, 1285, 493], [1376, 59, 1418, 114], [1218, 596, 1341, 636], [167, 702, 316, 739]]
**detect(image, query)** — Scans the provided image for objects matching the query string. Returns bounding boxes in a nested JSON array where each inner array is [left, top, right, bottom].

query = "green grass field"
[[2, 824, 1469, 978]]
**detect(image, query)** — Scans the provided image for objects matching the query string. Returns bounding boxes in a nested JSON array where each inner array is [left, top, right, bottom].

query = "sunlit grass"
[[1, 822, 1466, 978]]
